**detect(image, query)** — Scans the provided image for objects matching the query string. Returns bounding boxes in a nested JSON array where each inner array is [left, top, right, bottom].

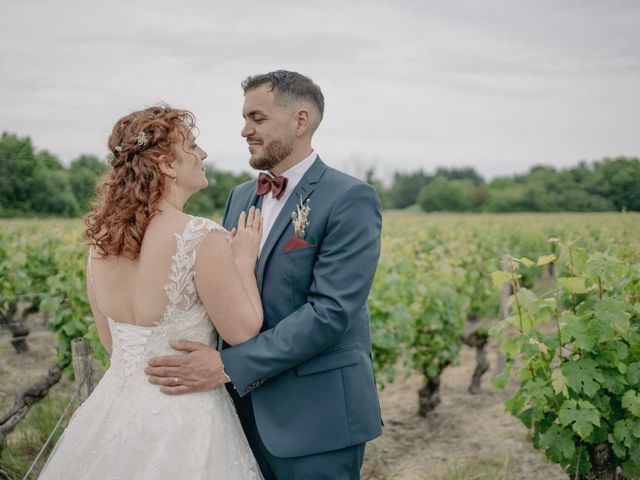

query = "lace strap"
[[162, 217, 226, 318]]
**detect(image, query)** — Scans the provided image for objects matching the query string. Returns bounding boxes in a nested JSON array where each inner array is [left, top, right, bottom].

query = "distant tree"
[[387, 170, 432, 209], [0, 132, 38, 215], [471, 184, 490, 208], [29, 170, 79, 216], [365, 167, 391, 209], [418, 177, 474, 212], [434, 167, 484, 186], [69, 155, 109, 212], [35, 150, 65, 171], [557, 189, 614, 212], [566, 160, 591, 184], [484, 184, 528, 213], [186, 166, 253, 216], [585, 157, 640, 211]]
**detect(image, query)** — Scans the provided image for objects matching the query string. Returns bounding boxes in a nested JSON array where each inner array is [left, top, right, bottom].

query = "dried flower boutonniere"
[[291, 198, 310, 239]]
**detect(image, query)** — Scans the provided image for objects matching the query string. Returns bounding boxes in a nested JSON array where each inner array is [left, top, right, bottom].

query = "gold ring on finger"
[[173, 377, 180, 386]]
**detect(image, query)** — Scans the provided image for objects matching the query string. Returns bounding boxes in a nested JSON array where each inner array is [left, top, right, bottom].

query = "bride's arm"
[[194, 210, 263, 346], [86, 259, 112, 356]]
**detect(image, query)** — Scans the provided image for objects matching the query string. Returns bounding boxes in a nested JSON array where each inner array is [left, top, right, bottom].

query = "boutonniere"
[[291, 198, 310, 239], [283, 198, 311, 252]]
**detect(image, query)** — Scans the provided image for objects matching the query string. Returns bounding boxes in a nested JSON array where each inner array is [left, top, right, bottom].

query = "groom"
[[148, 70, 382, 479]]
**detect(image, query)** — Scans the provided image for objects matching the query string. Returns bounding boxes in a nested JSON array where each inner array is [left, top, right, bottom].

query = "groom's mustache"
[[247, 137, 262, 144]]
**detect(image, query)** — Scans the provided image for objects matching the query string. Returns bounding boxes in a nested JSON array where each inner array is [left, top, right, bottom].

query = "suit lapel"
[[255, 157, 327, 291]]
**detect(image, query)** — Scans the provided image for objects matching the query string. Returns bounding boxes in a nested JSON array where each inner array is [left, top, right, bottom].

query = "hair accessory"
[[106, 145, 124, 165], [137, 131, 148, 147]]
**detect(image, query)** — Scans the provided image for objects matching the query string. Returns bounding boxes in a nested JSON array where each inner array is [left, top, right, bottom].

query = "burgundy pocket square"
[[283, 236, 311, 252]]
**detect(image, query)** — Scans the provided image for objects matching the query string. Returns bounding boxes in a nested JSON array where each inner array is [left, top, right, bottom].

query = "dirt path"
[[362, 344, 567, 480], [0, 328, 63, 413]]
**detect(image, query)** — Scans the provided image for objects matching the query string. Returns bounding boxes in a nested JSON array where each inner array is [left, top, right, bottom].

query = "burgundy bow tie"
[[257, 173, 288, 200]]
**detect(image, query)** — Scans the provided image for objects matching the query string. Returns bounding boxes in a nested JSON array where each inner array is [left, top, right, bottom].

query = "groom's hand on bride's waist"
[[145, 340, 231, 395]]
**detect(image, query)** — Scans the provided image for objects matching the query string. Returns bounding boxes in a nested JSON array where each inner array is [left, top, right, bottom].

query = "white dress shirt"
[[259, 150, 317, 253]]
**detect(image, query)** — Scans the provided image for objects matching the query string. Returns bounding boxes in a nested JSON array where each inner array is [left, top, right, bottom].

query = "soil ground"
[[362, 345, 566, 480]]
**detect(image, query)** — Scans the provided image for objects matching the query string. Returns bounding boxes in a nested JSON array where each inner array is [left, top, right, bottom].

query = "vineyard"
[[1, 212, 639, 479]]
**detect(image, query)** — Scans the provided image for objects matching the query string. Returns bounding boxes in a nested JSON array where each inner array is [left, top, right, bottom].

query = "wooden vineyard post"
[[71, 338, 94, 405], [493, 255, 511, 378]]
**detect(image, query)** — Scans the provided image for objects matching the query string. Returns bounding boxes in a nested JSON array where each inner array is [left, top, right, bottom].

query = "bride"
[[39, 105, 264, 479]]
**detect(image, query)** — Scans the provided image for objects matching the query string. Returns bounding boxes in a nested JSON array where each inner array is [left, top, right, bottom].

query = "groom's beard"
[[249, 139, 293, 171]]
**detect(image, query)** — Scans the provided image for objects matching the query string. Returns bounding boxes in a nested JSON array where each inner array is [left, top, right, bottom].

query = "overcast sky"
[[1, 0, 639, 180]]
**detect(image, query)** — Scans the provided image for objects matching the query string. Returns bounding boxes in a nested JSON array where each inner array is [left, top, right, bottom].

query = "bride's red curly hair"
[[84, 105, 196, 260]]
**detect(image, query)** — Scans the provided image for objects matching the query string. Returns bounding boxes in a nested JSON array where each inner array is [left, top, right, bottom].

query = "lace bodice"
[[88, 216, 228, 375]]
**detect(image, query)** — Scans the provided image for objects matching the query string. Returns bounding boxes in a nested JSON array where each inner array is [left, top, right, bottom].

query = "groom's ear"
[[294, 108, 311, 137]]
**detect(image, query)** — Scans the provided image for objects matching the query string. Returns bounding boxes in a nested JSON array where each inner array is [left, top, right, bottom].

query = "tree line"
[[1, 131, 638, 217], [369, 158, 640, 212]]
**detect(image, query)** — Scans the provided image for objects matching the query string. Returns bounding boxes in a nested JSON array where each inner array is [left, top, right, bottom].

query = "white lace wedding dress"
[[39, 217, 263, 480]]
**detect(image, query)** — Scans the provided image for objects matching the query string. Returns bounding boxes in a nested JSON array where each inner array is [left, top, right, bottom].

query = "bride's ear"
[[158, 155, 177, 181]]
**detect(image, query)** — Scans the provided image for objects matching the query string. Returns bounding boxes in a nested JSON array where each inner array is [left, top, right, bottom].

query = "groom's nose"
[[241, 123, 253, 138]]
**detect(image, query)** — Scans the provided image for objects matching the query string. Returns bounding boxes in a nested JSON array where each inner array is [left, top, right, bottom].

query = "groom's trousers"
[[254, 431, 365, 480], [229, 386, 365, 480]]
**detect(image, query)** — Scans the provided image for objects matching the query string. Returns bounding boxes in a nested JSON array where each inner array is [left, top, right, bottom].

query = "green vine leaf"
[[558, 277, 588, 294], [558, 399, 601, 440], [562, 359, 604, 397], [492, 270, 511, 288], [622, 390, 640, 417], [519, 256, 535, 268], [551, 369, 569, 398], [537, 254, 556, 266], [539, 424, 576, 461]]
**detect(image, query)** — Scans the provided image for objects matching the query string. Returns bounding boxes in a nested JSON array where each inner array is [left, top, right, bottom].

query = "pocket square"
[[283, 235, 311, 252]]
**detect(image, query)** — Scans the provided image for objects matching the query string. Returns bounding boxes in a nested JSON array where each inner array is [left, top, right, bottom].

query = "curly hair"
[[84, 105, 197, 260]]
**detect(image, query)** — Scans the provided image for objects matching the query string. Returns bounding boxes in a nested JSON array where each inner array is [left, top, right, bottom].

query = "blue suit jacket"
[[220, 156, 383, 458]]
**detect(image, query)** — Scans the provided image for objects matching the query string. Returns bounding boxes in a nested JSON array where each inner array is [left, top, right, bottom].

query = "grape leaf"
[[492, 271, 511, 288], [558, 399, 600, 440], [628, 363, 640, 385], [519, 257, 535, 268], [622, 390, 640, 417], [562, 359, 604, 397], [539, 424, 575, 461], [560, 312, 595, 351], [614, 419, 635, 448], [551, 369, 569, 398], [558, 277, 588, 294], [537, 254, 556, 266]]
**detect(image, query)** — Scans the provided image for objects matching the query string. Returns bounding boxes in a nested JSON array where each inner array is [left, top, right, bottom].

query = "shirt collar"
[[269, 150, 317, 187]]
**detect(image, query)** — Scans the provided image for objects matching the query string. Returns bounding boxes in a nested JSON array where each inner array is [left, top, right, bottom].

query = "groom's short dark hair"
[[242, 70, 325, 122]]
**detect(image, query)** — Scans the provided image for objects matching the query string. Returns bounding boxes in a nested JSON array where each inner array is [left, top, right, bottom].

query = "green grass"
[[428, 454, 517, 480], [0, 393, 71, 480]]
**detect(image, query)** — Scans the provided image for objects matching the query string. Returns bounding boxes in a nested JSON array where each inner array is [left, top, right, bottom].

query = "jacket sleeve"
[[220, 182, 382, 396]]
